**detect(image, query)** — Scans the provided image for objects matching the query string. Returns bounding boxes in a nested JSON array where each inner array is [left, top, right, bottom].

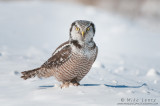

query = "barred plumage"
[[21, 20, 98, 88], [54, 46, 97, 82]]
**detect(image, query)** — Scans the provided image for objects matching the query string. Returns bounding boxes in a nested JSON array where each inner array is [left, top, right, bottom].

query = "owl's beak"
[[81, 31, 85, 37]]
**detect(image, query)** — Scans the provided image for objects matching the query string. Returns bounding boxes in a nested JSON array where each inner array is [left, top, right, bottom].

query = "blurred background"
[[70, 0, 160, 33], [1, 0, 160, 32]]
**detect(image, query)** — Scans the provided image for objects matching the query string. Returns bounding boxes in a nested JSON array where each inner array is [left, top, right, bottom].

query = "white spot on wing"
[[60, 58, 63, 61]]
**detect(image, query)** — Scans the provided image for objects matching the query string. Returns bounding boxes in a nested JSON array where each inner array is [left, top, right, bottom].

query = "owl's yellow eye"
[[76, 27, 79, 31], [87, 27, 90, 31]]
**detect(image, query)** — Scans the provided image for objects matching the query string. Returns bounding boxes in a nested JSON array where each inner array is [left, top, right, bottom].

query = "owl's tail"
[[21, 67, 41, 80]]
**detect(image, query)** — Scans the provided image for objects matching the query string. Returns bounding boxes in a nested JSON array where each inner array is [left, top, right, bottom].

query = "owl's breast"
[[54, 45, 97, 82]]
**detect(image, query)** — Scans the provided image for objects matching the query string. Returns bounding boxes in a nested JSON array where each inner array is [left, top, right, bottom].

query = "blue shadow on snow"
[[39, 83, 147, 89], [80, 83, 147, 88]]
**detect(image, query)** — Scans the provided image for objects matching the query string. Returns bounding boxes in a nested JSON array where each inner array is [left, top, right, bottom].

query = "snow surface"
[[0, 1, 160, 106]]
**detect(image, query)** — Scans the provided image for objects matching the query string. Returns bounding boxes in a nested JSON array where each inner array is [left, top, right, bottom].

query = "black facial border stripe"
[[90, 23, 95, 34], [69, 22, 76, 37]]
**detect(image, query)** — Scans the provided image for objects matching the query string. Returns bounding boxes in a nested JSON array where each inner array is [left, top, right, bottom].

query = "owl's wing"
[[41, 41, 72, 69], [21, 42, 72, 80]]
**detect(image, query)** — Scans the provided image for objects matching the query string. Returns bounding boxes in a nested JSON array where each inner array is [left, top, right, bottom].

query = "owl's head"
[[69, 20, 95, 44]]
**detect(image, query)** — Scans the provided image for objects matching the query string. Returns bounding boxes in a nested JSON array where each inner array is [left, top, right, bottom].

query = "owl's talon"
[[70, 82, 80, 86], [60, 82, 70, 88], [60, 82, 80, 88], [69, 83, 74, 86], [73, 83, 80, 86]]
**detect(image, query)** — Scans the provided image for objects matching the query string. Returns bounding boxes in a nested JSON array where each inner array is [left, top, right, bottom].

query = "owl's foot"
[[60, 81, 80, 88], [60, 82, 70, 88], [70, 78, 80, 86], [69, 82, 80, 86]]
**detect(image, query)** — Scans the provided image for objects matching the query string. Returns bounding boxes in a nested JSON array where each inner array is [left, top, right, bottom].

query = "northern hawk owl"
[[21, 20, 98, 88]]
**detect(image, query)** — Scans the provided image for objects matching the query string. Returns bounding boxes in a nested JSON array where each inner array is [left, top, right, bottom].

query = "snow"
[[0, 1, 160, 106], [146, 69, 160, 77]]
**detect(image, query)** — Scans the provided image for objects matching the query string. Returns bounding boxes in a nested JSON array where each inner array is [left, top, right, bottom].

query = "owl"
[[21, 20, 98, 88]]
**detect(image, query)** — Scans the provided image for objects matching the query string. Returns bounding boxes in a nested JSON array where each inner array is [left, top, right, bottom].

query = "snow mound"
[[92, 61, 105, 69], [153, 80, 159, 84], [114, 66, 126, 73], [146, 68, 160, 77]]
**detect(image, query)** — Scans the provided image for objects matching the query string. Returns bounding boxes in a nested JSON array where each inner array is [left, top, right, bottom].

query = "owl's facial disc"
[[70, 20, 95, 44]]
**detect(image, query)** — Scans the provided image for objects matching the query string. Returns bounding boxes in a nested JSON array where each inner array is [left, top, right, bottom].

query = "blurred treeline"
[[78, 0, 160, 19], [76, 0, 160, 32], [1, 0, 160, 32]]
